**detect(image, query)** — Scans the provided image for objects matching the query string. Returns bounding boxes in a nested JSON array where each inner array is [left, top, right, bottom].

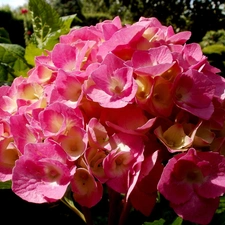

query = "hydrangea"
[[1, 16, 225, 224]]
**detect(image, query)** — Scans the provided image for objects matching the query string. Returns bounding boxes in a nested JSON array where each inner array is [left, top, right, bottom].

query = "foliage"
[[26, 0, 76, 66], [0, 9, 25, 46], [202, 44, 225, 55], [143, 217, 183, 225], [0, 181, 11, 189], [200, 29, 225, 77], [0, 43, 31, 82], [200, 29, 225, 48], [47, 0, 84, 19], [82, 12, 112, 26], [0, 28, 11, 44], [76, 0, 225, 42], [0, 0, 76, 82]]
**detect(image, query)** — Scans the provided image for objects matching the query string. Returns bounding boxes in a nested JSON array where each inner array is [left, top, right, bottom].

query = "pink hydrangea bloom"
[[172, 69, 215, 120], [1, 15, 225, 224], [86, 53, 137, 108], [0, 120, 19, 181], [12, 140, 74, 203], [158, 148, 225, 224], [71, 168, 103, 208], [103, 132, 144, 193]]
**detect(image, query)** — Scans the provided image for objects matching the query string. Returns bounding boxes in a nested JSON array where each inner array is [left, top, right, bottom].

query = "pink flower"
[[1, 15, 225, 223], [49, 69, 84, 106], [100, 104, 156, 135], [12, 140, 73, 203], [87, 118, 111, 149], [86, 53, 137, 108], [129, 138, 164, 216], [157, 148, 225, 224], [97, 24, 147, 60], [10, 114, 39, 154], [71, 168, 103, 208], [103, 132, 144, 193], [0, 121, 19, 181], [139, 17, 191, 46], [131, 46, 174, 76], [172, 69, 215, 120], [95, 16, 122, 40], [85, 147, 109, 183], [38, 102, 84, 139], [27, 65, 56, 85]]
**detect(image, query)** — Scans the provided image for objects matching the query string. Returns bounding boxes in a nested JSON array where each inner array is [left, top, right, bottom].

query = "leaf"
[[0, 44, 31, 82], [60, 14, 77, 33], [0, 180, 12, 189], [0, 64, 8, 81], [29, 0, 62, 49], [143, 218, 165, 225], [171, 217, 183, 225], [61, 189, 86, 223], [216, 195, 225, 214], [0, 28, 11, 44], [25, 42, 44, 66], [26, 0, 76, 65], [0, 37, 11, 44]]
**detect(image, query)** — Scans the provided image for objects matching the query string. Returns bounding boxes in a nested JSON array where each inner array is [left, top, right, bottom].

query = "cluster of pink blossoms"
[[1, 16, 225, 224]]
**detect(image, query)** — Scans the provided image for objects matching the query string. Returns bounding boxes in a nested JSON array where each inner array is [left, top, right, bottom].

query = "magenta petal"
[[12, 141, 72, 203], [71, 168, 103, 208], [97, 25, 145, 59], [171, 193, 219, 225], [194, 151, 225, 199], [130, 186, 157, 216], [12, 157, 71, 203], [173, 69, 215, 120], [157, 155, 193, 205]]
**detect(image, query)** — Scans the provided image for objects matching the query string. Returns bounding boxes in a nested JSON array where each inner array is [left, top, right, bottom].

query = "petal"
[[171, 193, 219, 224]]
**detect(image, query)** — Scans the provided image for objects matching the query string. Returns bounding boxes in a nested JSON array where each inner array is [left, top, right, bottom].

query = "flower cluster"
[[1, 16, 225, 224]]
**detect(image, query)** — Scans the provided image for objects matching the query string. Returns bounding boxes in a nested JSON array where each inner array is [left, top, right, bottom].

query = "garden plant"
[[1, 0, 225, 224]]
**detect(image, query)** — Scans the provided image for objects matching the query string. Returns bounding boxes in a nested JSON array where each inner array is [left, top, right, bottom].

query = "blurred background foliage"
[[0, 0, 224, 76]]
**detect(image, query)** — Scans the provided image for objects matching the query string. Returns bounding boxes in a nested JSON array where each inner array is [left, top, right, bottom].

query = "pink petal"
[[71, 168, 103, 208], [173, 69, 215, 119], [171, 193, 219, 224]]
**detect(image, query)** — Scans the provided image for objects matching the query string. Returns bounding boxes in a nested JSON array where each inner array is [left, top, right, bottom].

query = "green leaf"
[[29, 0, 62, 49], [216, 195, 225, 214], [0, 64, 8, 81], [0, 28, 11, 44], [171, 217, 183, 225], [143, 218, 165, 225], [0, 37, 11, 44], [25, 42, 44, 66], [202, 44, 225, 55], [60, 14, 77, 33], [0, 180, 12, 189], [61, 189, 86, 223], [0, 44, 31, 82], [26, 0, 76, 65]]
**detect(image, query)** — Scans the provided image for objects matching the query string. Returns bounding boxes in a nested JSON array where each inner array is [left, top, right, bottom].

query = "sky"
[[0, 0, 27, 9]]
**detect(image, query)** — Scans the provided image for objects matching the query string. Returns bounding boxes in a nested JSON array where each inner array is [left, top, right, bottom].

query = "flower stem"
[[108, 187, 123, 225], [118, 197, 132, 225], [60, 198, 86, 223]]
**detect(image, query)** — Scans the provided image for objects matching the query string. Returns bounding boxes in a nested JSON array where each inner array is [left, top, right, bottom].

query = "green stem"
[[23, 14, 29, 46], [60, 198, 86, 223]]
